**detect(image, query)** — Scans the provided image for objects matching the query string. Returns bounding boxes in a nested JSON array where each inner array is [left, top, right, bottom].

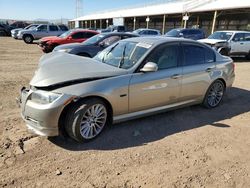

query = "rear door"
[[35, 25, 48, 39], [49, 25, 60, 36], [129, 43, 182, 112], [180, 42, 216, 102]]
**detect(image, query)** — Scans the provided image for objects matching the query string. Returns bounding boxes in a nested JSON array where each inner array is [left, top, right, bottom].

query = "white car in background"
[[199, 31, 250, 59]]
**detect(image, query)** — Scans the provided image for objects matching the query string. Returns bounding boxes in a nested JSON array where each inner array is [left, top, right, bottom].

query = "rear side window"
[[205, 48, 215, 63], [59, 25, 68, 31], [189, 30, 201, 34], [49, 25, 58, 31], [182, 30, 189, 35], [149, 30, 158, 35], [183, 44, 205, 66], [102, 36, 121, 46]]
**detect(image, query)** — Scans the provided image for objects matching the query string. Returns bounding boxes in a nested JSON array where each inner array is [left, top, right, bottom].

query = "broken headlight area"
[[30, 90, 62, 104]]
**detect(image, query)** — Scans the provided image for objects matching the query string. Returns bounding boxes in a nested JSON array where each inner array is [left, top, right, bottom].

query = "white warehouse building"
[[69, 0, 250, 35]]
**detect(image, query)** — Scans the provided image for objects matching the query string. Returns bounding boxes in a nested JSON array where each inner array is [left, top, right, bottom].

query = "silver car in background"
[[11, 24, 38, 39], [19, 37, 235, 142], [133, 28, 161, 36]]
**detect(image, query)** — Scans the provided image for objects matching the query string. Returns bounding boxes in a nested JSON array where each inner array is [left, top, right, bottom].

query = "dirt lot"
[[0, 37, 250, 188]]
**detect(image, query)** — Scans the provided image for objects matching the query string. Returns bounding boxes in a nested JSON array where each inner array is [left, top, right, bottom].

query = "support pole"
[[133, 17, 136, 31], [162, 14, 166, 34], [184, 14, 187, 29], [100, 19, 102, 29], [146, 16, 150, 29], [196, 16, 200, 27], [211, 10, 218, 34]]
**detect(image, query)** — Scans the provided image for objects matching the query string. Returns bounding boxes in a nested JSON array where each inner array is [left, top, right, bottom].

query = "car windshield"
[[83, 34, 105, 45], [208, 32, 233, 41], [165, 29, 180, 36], [93, 41, 150, 69], [59, 30, 72, 38]]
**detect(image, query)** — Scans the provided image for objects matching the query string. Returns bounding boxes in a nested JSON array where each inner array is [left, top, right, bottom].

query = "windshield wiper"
[[118, 45, 126, 68], [102, 43, 119, 63]]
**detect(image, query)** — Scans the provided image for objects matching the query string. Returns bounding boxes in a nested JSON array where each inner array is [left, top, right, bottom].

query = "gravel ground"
[[0, 37, 250, 188]]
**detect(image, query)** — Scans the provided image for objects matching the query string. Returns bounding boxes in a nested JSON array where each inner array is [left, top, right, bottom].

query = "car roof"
[[214, 30, 250, 33], [122, 36, 199, 45], [99, 32, 139, 37], [70, 29, 98, 33]]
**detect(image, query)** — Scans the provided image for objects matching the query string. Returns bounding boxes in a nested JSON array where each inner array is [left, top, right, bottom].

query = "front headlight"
[[54, 48, 71, 53], [30, 90, 62, 104]]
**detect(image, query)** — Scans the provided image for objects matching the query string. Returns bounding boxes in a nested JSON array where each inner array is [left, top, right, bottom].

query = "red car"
[[38, 29, 99, 53]]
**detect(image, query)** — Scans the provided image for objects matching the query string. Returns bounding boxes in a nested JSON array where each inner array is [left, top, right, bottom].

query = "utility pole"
[[76, 0, 83, 18]]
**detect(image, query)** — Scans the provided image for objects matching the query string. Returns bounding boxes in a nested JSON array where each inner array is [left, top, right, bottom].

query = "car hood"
[[40, 36, 62, 42], [30, 52, 127, 88], [54, 43, 83, 51], [198, 38, 227, 44], [11, 28, 22, 32]]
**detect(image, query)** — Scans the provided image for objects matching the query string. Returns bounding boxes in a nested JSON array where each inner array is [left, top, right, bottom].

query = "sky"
[[0, 0, 164, 20]]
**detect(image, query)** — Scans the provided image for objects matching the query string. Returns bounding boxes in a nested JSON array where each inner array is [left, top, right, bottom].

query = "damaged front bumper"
[[18, 87, 72, 137]]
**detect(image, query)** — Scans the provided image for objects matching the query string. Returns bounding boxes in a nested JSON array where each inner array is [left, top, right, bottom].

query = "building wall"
[[70, 8, 250, 35]]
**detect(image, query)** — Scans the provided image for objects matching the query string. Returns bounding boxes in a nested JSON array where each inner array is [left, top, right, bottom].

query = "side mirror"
[[140, 62, 158, 72]]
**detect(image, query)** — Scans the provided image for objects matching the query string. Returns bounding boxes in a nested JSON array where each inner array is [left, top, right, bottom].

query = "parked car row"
[[10, 23, 250, 59]]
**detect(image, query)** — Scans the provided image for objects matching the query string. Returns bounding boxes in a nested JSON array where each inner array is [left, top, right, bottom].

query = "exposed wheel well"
[[58, 96, 113, 135], [216, 78, 226, 90]]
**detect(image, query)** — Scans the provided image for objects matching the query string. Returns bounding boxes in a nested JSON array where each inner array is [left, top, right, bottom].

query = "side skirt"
[[113, 99, 200, 124]]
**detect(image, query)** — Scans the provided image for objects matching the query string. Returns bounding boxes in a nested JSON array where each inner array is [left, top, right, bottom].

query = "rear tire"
[[203, 80, 225, 108], [219, 48, 229, 56], [246, 52, 250, 60], [64, 98, 109, 142], [23, 35, 33, 44]]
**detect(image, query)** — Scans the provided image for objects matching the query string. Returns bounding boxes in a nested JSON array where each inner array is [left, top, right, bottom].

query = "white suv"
[[198, 31, 250, 59]]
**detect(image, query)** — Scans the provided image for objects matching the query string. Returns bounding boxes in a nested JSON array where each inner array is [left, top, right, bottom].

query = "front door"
[[129, 43, 182, 113], [230, 32, 250, 55]]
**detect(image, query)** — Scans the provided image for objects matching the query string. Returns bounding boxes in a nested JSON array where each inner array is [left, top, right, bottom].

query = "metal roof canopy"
[[71, 0, 250, 21]]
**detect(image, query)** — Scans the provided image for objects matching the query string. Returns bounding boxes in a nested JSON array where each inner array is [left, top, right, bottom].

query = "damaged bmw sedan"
[[19, 37, 235, 142]]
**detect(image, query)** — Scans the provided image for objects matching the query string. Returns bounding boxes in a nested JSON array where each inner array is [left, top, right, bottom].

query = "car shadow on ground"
[[232, 57, 250, 62], [49, 87, 250, 151]]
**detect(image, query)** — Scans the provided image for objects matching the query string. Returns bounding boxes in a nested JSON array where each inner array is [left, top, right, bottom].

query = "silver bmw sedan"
[[19, 37, 235, 142]]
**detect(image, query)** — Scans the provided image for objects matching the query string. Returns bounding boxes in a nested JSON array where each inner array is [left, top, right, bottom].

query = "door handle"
[[171, 74, 181, 79], [240, 43, 244, 45]]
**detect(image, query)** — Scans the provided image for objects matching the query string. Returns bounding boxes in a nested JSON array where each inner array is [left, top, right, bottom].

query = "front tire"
[[23, 35, 33, 44], [203, 80, 225, 108], [65, 99, 108, 142]]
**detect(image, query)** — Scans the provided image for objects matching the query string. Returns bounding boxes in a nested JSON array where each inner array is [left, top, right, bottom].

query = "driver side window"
[[233, 33, 244, 42], [37, 25, 47, 31], [145, 44, 179, 70]]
